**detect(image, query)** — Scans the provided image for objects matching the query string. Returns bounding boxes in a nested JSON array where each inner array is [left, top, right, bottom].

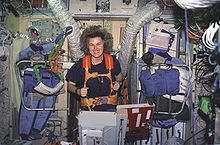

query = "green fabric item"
[[198, 96, 213, 119], [9, 38, 30, 111]]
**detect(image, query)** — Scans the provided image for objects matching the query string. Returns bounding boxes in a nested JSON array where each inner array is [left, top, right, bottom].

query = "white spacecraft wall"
[[69, 0, 138, 17]]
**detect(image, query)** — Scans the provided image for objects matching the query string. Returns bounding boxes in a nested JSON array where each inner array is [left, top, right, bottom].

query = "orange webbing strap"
[[44, 49, 65, 74], [83, 55, 95, 88], [81, 53, 116, 110], [83, 53, 113, 69], [82, 55, 93, 111], [82, 55, 91, 69], [82, 54, 114, 89], [103, 53, 113, 69], [81, 94, 117, 108], [103, 53, 114, 92]]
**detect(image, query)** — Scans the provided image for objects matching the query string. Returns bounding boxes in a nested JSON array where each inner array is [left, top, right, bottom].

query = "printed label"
[[136, 114, 142, 127], [146, 110, 151, 119], [132, 108, 139, 114]]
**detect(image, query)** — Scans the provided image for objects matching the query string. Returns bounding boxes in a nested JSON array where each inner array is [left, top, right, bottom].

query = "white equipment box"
[[78, 111, 128, 145], [78, 103, 155, 144]]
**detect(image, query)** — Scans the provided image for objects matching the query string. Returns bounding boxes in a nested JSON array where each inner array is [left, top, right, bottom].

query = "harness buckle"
[[91, 72, 98, 78]]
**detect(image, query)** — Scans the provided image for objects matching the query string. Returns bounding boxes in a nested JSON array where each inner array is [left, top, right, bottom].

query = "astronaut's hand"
[[80, 87, 89, 97], [113, 82, 120, 91]]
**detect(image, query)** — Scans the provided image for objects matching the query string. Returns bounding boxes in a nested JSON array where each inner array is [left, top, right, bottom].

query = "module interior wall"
[[77, 19, 127, 51], [69, 0, 138, 16]]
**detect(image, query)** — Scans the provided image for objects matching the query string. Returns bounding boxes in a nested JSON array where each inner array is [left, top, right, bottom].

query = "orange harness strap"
[[81, 54, 117, 110], [82, 53, 113, 69]]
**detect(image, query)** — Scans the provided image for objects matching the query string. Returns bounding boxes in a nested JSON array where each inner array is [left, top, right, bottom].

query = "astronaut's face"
[[88, 37, 104, 59]]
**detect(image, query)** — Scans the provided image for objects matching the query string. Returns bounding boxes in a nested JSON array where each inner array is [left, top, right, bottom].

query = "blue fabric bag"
[[23, 67, 60, 95], [152, 118, 179, 128], [139, 68, 180, 97]]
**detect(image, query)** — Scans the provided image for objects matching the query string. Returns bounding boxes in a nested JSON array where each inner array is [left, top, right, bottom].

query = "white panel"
[[78, 111, 117, 127], [69, 0, 96, 14], [111, 0, 138, 15], [145, 21, 178, 57], [69, 0, 138, 17], [77, 19, 127, 51], [173, 122, 186, 140]]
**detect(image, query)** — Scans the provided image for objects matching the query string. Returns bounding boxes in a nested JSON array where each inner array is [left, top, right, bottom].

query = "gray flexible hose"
[[47, 0, 84, 61], [118, 1, 161, 78]]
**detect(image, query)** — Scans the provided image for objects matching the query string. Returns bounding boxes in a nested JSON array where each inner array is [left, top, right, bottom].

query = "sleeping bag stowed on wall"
[[139, 66, 190, 128], [139, 68, 180, 97], [163, 66, 190, 103], [19, 66, 61, 139]]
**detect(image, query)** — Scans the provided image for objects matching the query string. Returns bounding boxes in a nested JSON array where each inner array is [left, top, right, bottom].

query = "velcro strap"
[[55, 26, 73, 44]]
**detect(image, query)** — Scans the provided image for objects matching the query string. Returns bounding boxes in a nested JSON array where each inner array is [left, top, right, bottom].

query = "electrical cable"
[[196, 59, 213, 79], [195, 23, 202, 32], [185, 9, 196, 145], [25, 0, 50, 16], [19, 0, 51, 16], [32, 6, 49, 16], [188, 29, 202, 38], [208, 53, 217, 65], [162, 0, 177, 7], [14, 0, 24, 10], [202, 21, 220, 50], [188, 24, 199, 32], [24, 0, 33, 16], [194, 56, 215, 94]]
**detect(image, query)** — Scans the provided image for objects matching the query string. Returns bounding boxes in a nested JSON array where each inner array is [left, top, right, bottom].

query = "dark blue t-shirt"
[[65, 55, 121, 111]]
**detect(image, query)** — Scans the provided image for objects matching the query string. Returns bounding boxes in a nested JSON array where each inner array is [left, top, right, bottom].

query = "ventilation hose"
[[118, 1, 161, 78]]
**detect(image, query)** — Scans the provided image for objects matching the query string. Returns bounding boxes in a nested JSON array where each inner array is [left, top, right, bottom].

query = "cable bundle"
[[194, 55, 216, 95], [202, 21, 220, 50], [174, 0, 219, 9]]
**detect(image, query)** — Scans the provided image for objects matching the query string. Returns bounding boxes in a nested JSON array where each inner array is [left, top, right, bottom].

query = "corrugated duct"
[[47, 0, 84, 61], [118, 1, 161, 78]]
